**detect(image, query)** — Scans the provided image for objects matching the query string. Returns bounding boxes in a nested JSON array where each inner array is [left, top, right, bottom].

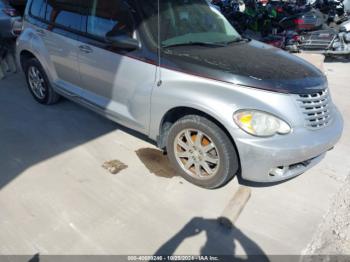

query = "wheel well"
[[159, 107, 242, 178], [159, 107, 239, 156], [20, 50, 36, 70]]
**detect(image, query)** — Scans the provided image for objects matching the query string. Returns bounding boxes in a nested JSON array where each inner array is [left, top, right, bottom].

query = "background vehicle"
[[0, 0, 24, 38], [287, 19, 350, 55], [212, 0, 350, 56]]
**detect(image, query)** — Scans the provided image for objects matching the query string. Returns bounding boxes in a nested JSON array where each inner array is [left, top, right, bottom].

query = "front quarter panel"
[[149, 68, 302, 141]]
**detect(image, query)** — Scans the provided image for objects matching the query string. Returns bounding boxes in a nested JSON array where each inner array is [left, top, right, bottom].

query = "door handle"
[[36, 29, 46, 37], [79, 45, 93, 54]]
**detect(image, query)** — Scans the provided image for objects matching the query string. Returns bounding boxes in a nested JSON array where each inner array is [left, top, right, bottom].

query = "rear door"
[[29, 0, 84, 96], [77, 0, 157, 133]]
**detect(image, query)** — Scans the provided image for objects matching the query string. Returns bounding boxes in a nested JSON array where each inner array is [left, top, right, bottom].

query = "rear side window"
[[30, 0, 46, 19], [46, 0, 82, 31], [86, 0, 135, 39]]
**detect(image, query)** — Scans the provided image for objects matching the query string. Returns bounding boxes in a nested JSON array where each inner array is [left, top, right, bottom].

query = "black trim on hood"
[[160, 40, 327, 94]]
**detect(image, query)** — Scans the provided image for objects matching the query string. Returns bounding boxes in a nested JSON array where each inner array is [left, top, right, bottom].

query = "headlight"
[[233, 110, 291, 137]]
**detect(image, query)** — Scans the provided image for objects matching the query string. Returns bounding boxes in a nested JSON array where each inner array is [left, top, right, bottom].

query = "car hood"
[[161, 40, 326, 94]]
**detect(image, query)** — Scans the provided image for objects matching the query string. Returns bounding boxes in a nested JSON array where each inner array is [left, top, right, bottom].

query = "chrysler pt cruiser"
[[17, 0, 343, 188]]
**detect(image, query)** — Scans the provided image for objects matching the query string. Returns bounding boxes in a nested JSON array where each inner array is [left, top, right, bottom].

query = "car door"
[[33, 0, 84, 96], [77, 0, 157, 134]]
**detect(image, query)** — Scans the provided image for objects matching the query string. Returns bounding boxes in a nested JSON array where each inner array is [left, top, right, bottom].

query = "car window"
[[46, 0, 82, 31], [86, 0, 134, 39], [30, 0, 46, 19], [139, 0, 241, 47]]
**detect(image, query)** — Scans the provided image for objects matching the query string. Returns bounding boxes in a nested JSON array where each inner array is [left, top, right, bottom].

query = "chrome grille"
[[297, 89, 333, 130]]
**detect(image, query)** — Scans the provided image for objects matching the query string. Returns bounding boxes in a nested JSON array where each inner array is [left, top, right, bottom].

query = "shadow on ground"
[[1, 76, 269, 261], [324, 56, 350, 63], [0, 74, 151, 190], [135, 147, 296, 187], [155, 217, 269, 261], [28, 254, 40, 262]]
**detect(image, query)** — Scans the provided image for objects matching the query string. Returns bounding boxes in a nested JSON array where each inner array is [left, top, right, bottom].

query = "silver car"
[[16, 0, 343, 188]]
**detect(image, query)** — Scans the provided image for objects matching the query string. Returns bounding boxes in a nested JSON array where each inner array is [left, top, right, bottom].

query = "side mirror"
[[106, 35, 141, 51]]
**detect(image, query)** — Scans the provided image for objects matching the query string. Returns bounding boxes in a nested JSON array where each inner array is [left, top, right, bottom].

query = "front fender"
[[149, 69, 240, 141], [149, 68, 300, 143]]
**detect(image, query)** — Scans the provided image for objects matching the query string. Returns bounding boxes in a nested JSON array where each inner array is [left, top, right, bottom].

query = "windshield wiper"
[[162, 41, 227, 48], [223, 37, 251, 45]]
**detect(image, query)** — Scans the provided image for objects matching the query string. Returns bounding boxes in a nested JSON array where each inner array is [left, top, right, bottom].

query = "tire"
[[23, 58, 60, 105], [166, 115, 239, 189]]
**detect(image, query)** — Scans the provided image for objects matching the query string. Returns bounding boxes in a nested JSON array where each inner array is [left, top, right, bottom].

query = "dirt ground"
[[302, 60, 350, 258], [304, 174, 350, 256]]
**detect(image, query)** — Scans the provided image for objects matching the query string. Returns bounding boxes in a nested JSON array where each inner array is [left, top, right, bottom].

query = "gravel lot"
[[303, 60, 350, 257], [304, 175, 350, 256]]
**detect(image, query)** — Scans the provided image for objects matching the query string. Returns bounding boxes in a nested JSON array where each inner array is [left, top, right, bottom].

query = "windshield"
[[138, 0, 242, 47]]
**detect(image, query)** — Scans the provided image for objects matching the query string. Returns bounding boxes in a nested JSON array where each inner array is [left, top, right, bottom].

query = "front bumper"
[[233, 106, 343, 183]]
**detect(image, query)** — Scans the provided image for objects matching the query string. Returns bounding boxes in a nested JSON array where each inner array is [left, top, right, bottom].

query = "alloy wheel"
[[28, 66, 46, 100], [174, 129, 220, 180]]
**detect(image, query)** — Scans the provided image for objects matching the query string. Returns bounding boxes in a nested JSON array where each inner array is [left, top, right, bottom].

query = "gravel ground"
[[301, 60, 350, 260], [303, 173, 350, 257]]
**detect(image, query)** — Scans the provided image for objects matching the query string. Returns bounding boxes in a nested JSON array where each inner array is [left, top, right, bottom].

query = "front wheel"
[[166, 115, 239, 189]]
